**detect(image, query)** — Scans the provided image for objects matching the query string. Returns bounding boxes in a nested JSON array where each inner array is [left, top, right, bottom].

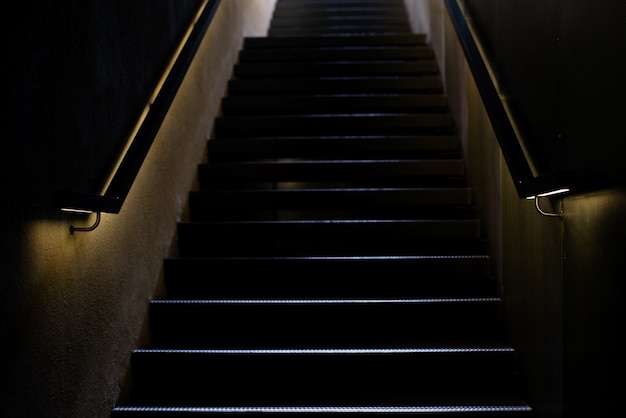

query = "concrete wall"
[[405, 1, 625, 417], [0, 1, 276, 416]]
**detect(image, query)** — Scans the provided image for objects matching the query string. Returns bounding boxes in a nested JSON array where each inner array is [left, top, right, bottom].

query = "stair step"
[[206, 136, 459, 161], [242, 34, 428, 49], [148, 298, 505, 347], [270, 16, 411, 28], [239, 46, 434, 63], [188, 201, 477, 223], [268, 27, 413, 37], [176, 218, 482, 254], [198, 159, 464, 184], [233, 61, 439, 78], [275, 2, 406, 11], [272, 7, 414, 19], [163, 255, 494, 299], [178, 218, 481, 239], [220, 95, 447, 116], [189, 187, 472, 209], [176, 222, 485, 257], [227, 77, 443, 96], [186, 187, 475, 222], [274, 0, 407, 6], [214, 114, 453, 138], [126, 347, 521, 405], [276, 0, 406, 9]]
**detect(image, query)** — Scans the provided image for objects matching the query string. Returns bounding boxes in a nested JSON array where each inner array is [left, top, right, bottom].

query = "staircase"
[[112, 0, 533, 416]]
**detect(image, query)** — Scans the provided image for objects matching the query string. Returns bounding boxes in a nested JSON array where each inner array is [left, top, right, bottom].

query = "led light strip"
[[151, 297, 501, 304], [113, 405, 532, 413], [135, 347, 515, 354], [199, 255, 489, 261]]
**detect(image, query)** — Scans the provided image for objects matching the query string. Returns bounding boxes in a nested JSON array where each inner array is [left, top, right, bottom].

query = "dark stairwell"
[[112, 0, 533, 416]]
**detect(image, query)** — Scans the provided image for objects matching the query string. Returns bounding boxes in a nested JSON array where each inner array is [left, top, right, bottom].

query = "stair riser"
[[215, 114, 452, 138], [272, 9, 409, 19], [268, 28, 412, 36], [205, 136, 459, 161], [177, 236, 486, 258], [177, 243, 488, 258], [276, 1, 405, 9], [163, 257, 493, 299], [188, 209, 478, 223], [163, 278, 495, 300], [270, 17, 410, 27], [275, 0, 406, 5], [234, 62, 439, 78], [220, 95, 447, 116], [130, 352, 519, 403], [274, 3, 405, 10], [179, 220, 480, 235], [227, 77, 444, 95], [133, 351, 518, 376], [242, 34, 428, 49], [187, 189, 473, 213], [198, 161, 464, 184], [238, 50, 435, 63], [149, 301, 504, 346]]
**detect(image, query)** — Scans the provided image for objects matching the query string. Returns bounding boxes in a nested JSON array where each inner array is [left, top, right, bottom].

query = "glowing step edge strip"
[[113, 405, 532, 413], [151, 298, 501, 304], [134, 347, 515, 354]]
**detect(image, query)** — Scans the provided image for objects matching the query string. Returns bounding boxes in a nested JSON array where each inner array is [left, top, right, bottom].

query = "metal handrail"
[[57, 0, 222, 215], [444, 0, 572, 198]]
